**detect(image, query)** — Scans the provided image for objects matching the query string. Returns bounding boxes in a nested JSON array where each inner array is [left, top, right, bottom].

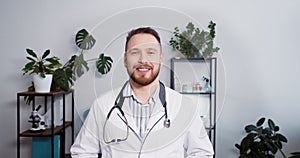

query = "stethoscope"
[[103, 81, 170, 144]]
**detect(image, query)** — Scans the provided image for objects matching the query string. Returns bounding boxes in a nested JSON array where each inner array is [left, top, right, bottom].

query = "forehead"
[[127, 33, 160, 50]]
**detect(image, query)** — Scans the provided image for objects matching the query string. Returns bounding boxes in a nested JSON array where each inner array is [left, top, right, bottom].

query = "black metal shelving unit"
[[170, 57, 217, 154], [17, 90, 75, 158]]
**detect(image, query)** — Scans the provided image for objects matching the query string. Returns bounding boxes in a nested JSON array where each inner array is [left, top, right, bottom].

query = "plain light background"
[[1, 0, 299, 158]]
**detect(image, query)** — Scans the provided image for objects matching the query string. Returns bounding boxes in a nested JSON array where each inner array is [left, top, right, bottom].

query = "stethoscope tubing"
[[137, 114, 165, 158], [103, 81, 170, 158]]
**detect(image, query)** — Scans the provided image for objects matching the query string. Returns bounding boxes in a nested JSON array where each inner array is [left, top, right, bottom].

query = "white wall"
[[1, 0, 299, 158]]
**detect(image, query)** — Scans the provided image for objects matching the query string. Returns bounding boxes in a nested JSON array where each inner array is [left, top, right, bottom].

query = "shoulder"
[[165, 87, 193, 104], [91, 86, 122, 111], [165, 86, 198, 116], [165, 86, 182, 98]]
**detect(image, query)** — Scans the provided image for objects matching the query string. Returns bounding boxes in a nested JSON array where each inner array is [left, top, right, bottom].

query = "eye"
[[148, 51, 155, 55], [147, 49, 159, 55], [128, 50, 139, 56]]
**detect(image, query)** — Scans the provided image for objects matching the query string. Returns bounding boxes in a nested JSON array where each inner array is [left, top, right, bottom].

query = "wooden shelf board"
[[20, 121, 72, 137]]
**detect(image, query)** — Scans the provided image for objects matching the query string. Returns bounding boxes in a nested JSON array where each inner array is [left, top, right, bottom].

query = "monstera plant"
[[24, 29, 113, 104], [52, 29, 113, 91]]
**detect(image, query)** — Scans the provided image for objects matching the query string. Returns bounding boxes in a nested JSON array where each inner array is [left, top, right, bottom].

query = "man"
[[71, 27, 214, 158]]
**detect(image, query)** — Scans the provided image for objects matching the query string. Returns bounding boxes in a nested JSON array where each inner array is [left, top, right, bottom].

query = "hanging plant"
[[52, 29, 114, 92], [96, 53, 113, 75]]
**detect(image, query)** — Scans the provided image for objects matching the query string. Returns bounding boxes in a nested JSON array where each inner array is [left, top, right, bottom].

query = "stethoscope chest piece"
[[164, 119, 170, 128]]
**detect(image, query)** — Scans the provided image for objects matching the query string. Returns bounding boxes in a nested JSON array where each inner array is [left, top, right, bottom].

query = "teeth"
[[138, 68, 148, 71]]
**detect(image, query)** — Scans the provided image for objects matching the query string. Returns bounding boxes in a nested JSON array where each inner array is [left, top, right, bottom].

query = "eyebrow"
[[127, 48, 140, 52]]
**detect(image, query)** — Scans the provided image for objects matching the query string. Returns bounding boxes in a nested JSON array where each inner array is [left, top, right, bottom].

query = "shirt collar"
[[123, 81, 160, 105]]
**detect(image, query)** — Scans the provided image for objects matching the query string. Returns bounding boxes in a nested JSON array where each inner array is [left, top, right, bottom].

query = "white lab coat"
[[71, 84, 214, 158]]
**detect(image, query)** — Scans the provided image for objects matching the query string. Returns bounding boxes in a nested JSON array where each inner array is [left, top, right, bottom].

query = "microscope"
[[28, 105, 46, 131]]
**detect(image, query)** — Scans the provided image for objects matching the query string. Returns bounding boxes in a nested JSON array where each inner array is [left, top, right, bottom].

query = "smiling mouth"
[[137, 68, 150, 72], [136, 65, 152, 72]]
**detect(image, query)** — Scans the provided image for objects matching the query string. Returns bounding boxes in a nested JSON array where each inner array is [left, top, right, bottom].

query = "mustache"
[[133, 64, 153, 69]]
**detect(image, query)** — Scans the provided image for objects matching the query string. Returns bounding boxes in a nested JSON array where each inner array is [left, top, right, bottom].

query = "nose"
[[138, 52, 148, 63]]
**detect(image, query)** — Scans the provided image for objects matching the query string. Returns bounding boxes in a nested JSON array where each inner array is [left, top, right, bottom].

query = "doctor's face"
[[124, 33, 163, 86]]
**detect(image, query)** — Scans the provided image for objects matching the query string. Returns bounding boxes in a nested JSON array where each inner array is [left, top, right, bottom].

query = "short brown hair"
[[125, 27, 161, 51]]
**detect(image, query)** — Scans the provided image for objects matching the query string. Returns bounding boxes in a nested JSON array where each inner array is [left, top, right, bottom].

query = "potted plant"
[[169, 21, 220, 59], [235, 117, 287, 157], [235, 117, 300, 158], [22, 49, 62, 92], [23, 29, 113, 104]]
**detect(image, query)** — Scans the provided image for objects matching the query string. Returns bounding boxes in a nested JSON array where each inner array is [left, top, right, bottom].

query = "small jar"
[[192, 82, 202, 92]]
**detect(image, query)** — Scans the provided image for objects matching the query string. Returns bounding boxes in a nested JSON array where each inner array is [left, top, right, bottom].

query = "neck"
[[129, 79, 159, 104]]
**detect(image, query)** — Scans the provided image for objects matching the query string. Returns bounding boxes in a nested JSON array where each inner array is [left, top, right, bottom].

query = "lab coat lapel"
[[146, 104, 165, 132], [122, 101, 140, 137]]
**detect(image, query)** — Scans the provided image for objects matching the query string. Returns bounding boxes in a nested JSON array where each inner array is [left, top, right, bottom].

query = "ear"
[[160, 52, 164, 65], [124, 53, 127, 67]]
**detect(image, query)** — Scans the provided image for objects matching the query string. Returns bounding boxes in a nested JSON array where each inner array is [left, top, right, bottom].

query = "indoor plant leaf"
[[268, 119, 276, 131], [52, 68, 70, 91], [169, 21, 219, 59], [245, 124, 257, 133], [276, 133, 288, 143], [73, 53, 89, 77], [26, 48, 37, 58], [235, 117, 289, 158], [75, 29, 96, 50], [290, 152, 300, 158], [22, 61, 35, 74], [42, 49, 50, 59], [256, 117, 265, 127], [274, 126, 280, 132], [96, 53, 113, 75]]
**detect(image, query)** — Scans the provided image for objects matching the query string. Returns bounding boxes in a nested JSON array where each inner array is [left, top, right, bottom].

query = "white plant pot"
[[33, 74, 53, 92]]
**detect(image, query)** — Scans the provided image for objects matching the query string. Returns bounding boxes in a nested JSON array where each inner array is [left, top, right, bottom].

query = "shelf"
[[172, 57, 216, 61], [17, 90, 75, 158], [205, 125, 216, 130], [180, 92, 215, 95], [170, 57, 217, 157], [17, 89, 74, 97], [20, 121, 72, 137]]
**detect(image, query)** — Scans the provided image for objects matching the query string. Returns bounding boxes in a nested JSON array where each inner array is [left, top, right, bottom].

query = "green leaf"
[[26, 48, 37, 58], [291, 152, 300, 155], [276, 133, 288, 143], [22, 61, 35, 74], [266, 141, 277, 154], [52, 69, 70, 91], [75, 29, 96, 50], [240, 136, 252, 152], [46, 57, 62, 68], [256, 117, 265, 127], [290, 152, 300, 158], [268, 119, 276, 131], [42, 49, 50, 59], [96, 53, 113, 75], [73, 53, 89, 77], [275, 141, 283, 149], [245, 124, 257, 133], [208, 21, 216, 39], [235, 144, 241, 150], [274, 126, 280, 132], [26, 56, 36, 62]]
